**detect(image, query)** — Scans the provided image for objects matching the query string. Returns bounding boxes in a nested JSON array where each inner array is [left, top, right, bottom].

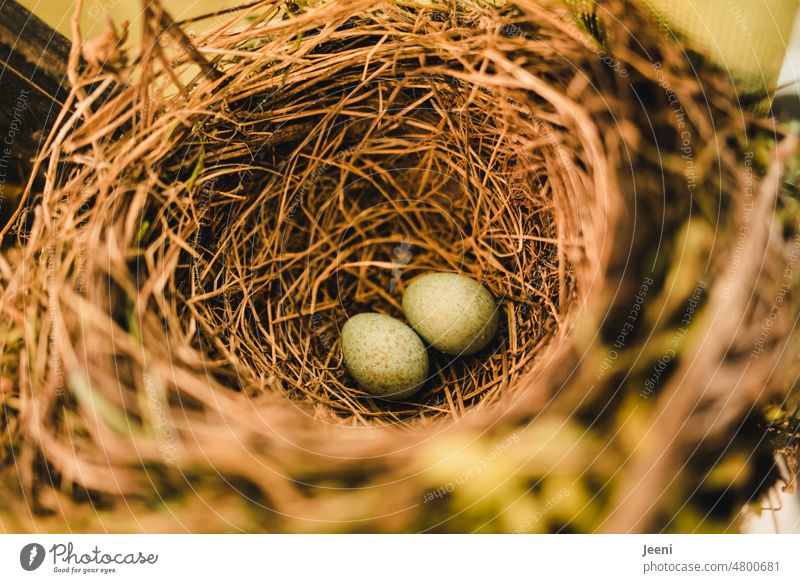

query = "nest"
[[1, 0, 798, 533]]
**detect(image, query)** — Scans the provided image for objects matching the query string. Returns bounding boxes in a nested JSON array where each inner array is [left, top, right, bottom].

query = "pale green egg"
[[402, 272, 499, 355], [341, 313, 429, 400]]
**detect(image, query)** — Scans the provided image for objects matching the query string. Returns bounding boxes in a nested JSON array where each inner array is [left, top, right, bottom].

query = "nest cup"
[[1, 0, 794, 532], [109, 0, 589, 427], [185, 48, 570, 424]]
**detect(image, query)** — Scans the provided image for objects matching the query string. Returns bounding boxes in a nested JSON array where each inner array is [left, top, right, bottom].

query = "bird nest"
[[0, 0, 798, 533]]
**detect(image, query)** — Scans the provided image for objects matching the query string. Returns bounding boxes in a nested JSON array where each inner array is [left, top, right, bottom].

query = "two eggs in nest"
[[341, 273, 499, 401]]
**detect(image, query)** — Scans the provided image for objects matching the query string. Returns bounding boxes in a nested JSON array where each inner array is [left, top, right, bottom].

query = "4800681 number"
[[728, 561, 779, 572]]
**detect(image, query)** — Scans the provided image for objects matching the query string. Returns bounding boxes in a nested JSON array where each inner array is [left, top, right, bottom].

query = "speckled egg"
[[402, 272, 499, 355], [341, 313, 429, 400]]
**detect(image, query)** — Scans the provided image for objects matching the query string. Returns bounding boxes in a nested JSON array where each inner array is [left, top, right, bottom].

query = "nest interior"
[[1, 0, 798, 533], [180, 55, 569, 425]]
